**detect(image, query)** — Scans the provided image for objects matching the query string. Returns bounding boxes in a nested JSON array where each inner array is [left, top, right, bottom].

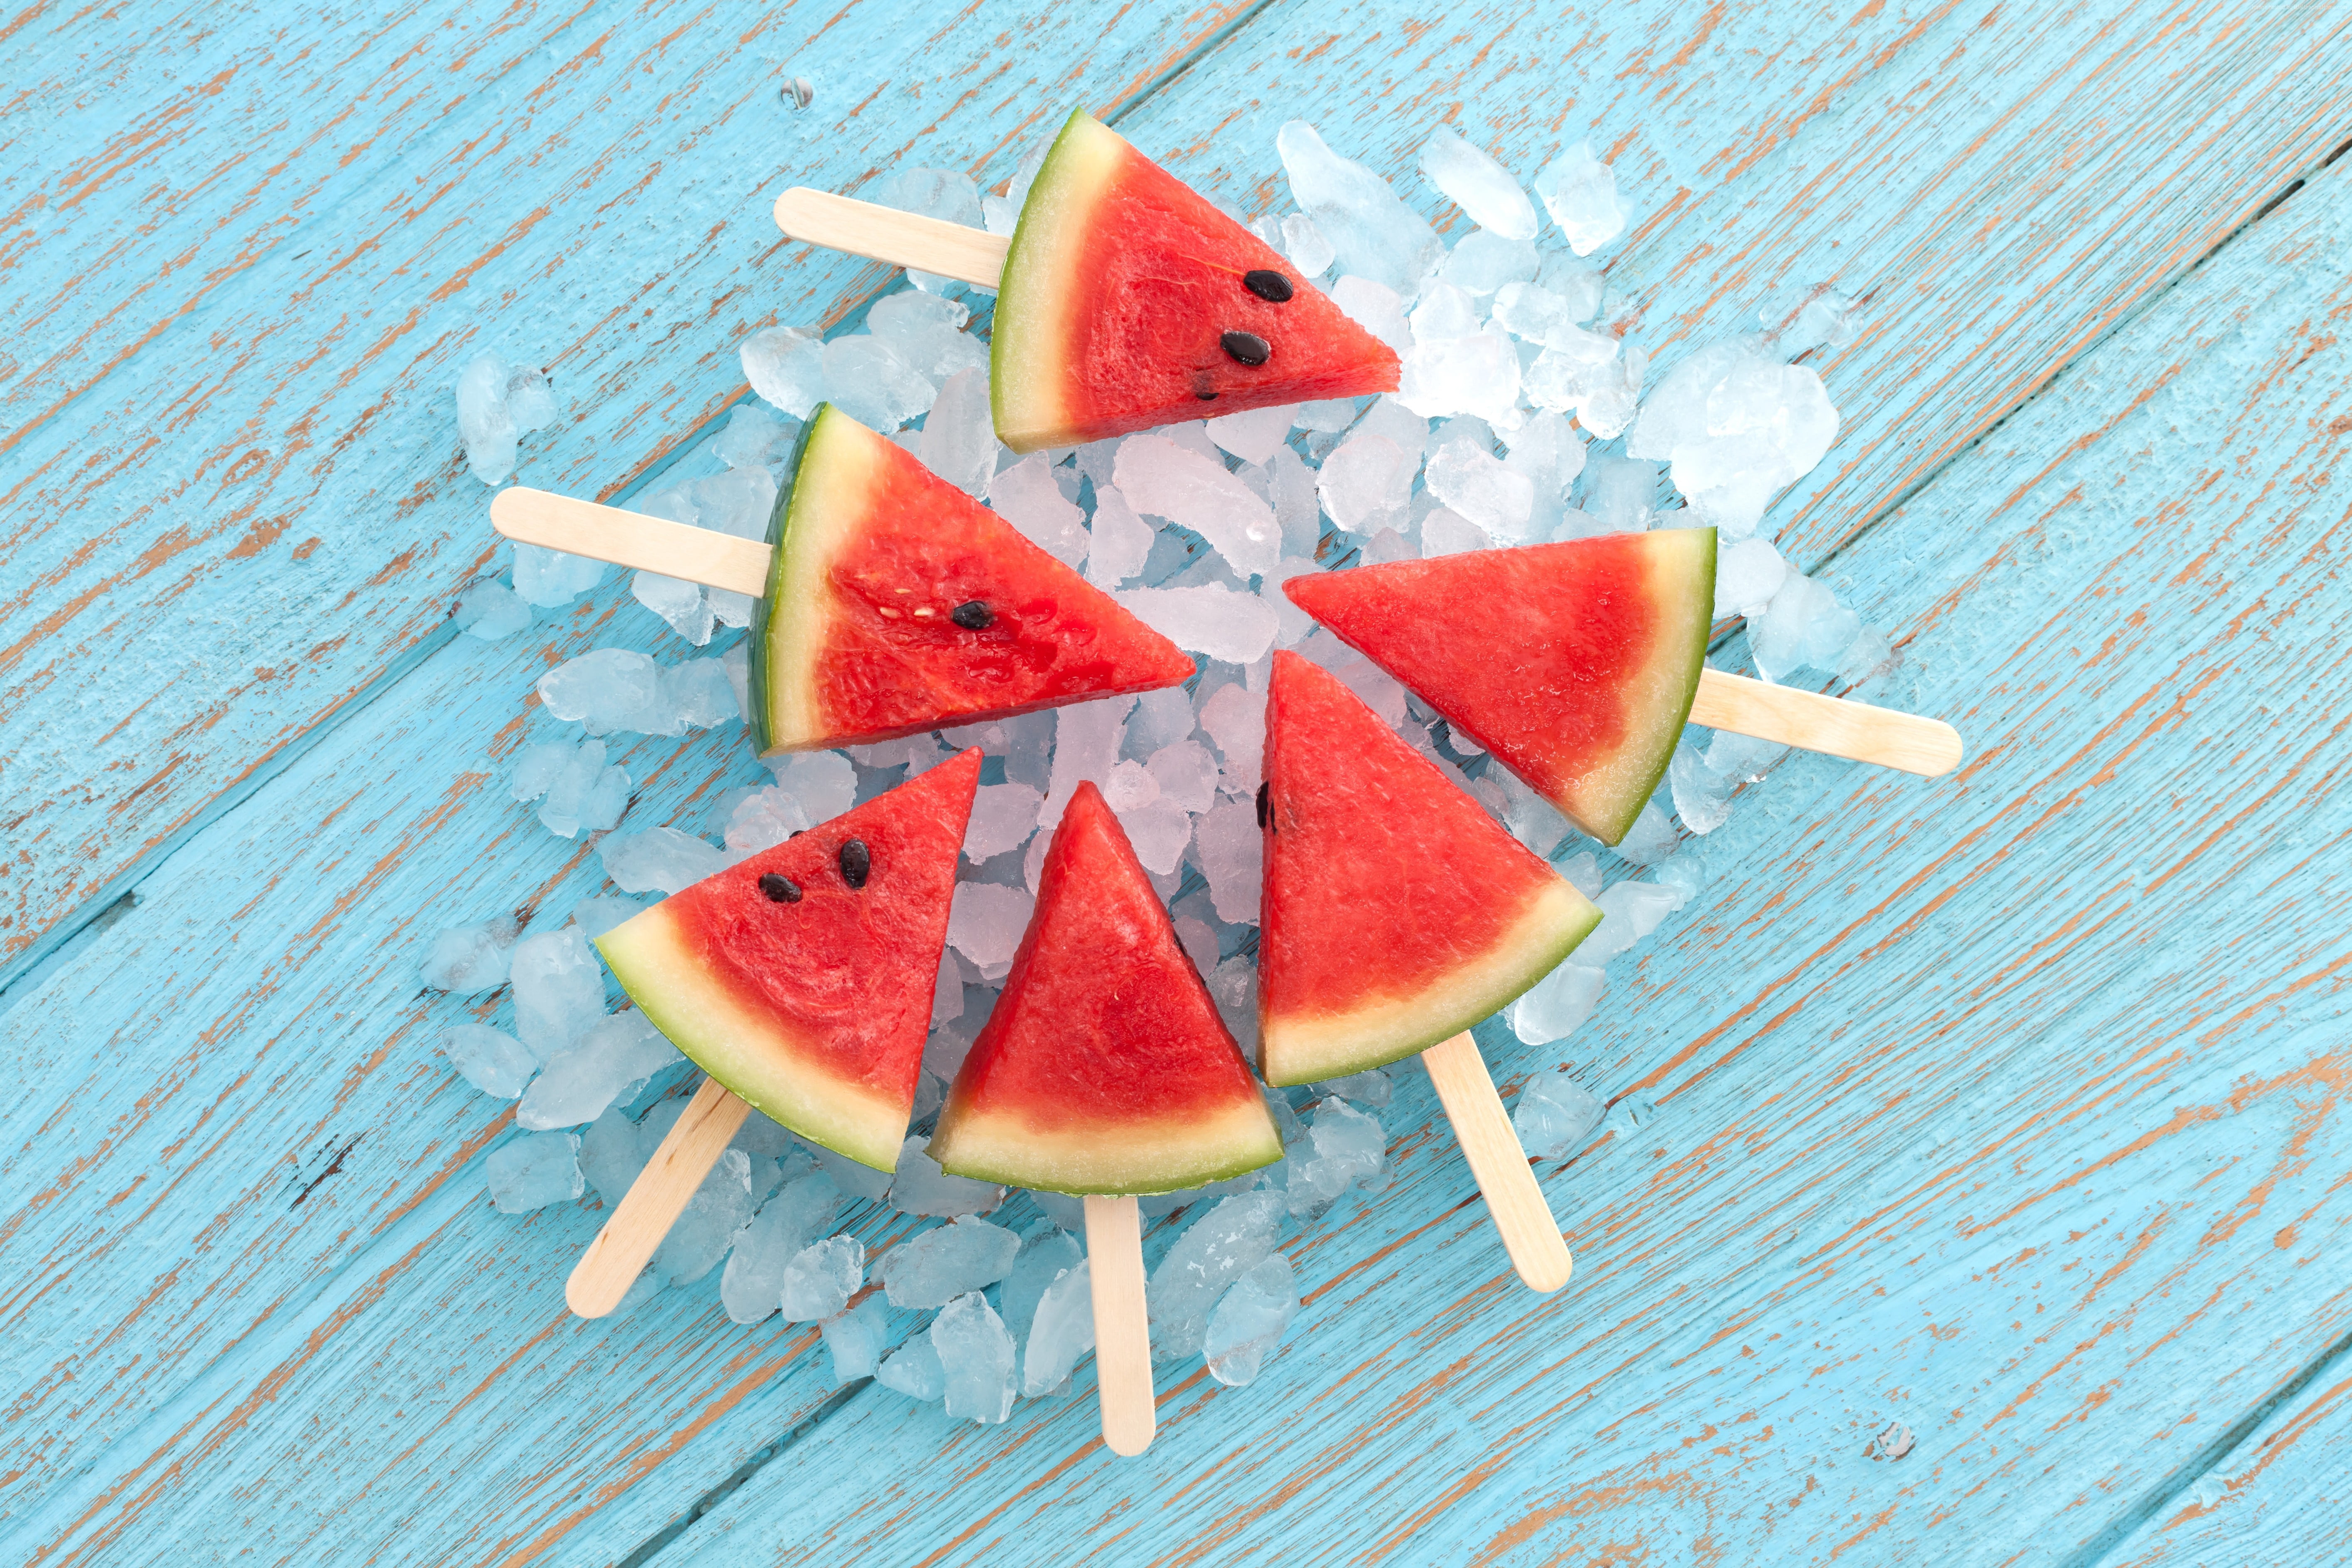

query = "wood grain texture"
[[1690, 668, 1963, 778], [6, 0, 2352, 1563], [1418, 1032, 1571, 1293], [772, 186, 1014, 288], [2101, 1366, 2352, 1567], [1084, 1195, 1156, 1458], [0, 0, 1261, 971]]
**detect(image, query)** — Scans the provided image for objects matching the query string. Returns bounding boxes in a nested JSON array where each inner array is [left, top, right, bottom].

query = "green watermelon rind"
[[928, 1097, 1285, 1197], [1581, 527, 1718, 846], [1259, 880, 1601, 1088], [990, 106, 1110, 453], [745, 403, 827, 754], [595, 907, 908, 1173]]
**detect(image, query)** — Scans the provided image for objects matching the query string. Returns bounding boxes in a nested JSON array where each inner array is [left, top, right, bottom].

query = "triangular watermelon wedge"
[[750, 405, 1193, 754], [594, 749, 980, 1170], [929, 780, 1283, 1195], [1258, 653, 1601, 1086], [991, 107, 1403, 452], [1283, 529, 1717, 845]]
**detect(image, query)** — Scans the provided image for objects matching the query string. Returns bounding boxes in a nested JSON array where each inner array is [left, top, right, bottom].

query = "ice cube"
[[1286, 1098, 1387, 1218], [1624, 340, 1837, 539], [823, 1298, 890, 1383], [1116, 584, 1276, 666], [1420, 506, 1492, 557], [742, 327, 826, 419], [1101, 758, 1159, 813], [1276, 210, 1338, 279], [454, 580, 532, 641], [808, 1141, 894, 1203], [1538, 142, 1626, 255], [1509, 962, 1604, 1044], [990, 453, 1089, 569], [1521, 323, 1620, 415], [1022, 1257, 1095, 1395], [822, 335, 935, 430], [1408, 281, 1482, 341], [578, 1103, 653, 1203], [1582, 455, 1660, 533], [1114, 433, 1279, 579], [1312, 1068, 1393, 1108], [537, 738, 630, 839], [1670, 742, 1736, 834], [721, 1169, 844, 1322], [486, 1130, 582, 1213], [1540, 251, 1606, 319], [1196, 681, 1266, 796], [1421, 127, 1539, 239], [421, 920, 513, 994], [1276, 121, 1442, 294], [920, 366, 997, 498], [1146, 740, 1219, 815], [1331, 276, 1413, 355], [631, 569, 712, 646], [443, 1023, 535, 1098], [508, 927, 603, 1060], [1514, 1069, 1606, 1157], [1084, 484, 1154, 588], [1042, 694, 1138, 828], [873, 167, 985, 293], [1715, 536, 1789, 619], [600, 826, 727, 895], [455, 353, 557, 486], [1001, 1225, 1085, 1345], [1146, 1190, 1284, 1360], [1314, 432, 1410, 534], [1189, 798, 1264, 925], [963, 782, 1042, 864], [1705, 729, 1789, 784], [947, 882, 1035, 977], [1612, 801, 1679, 867], [876, 1333, 947, 1402], [1119, 797, 1193, 876], [1397, 332, 1522, 425], [653, 1147, 755, 1286], [934, 1290, 1017, 1423], [1491, 280, 1592, 347], [982, 135, 1052, 237], [868, 291, 987, 383], [712, 401, 789, 469], [1124, 687, 1196, 756], [537, 649, 657, 735], [1750, 572, 1861, 681], [724, 786, 813, 855], [1441, 230, 1540, 297], [1204, 1252, 1298, 1387], [1205, 402, 1297, 467], [510, 542, 606, 609], [1426, 437, 1535, 542], [878, 1215, 1021, 1308], [1584, 877, 1691, 966], [778, 1234, 866, 1322], [892, 1136, 1006, 1218], [516, 1012, 682, 1129], [767, 750, 858, 823]]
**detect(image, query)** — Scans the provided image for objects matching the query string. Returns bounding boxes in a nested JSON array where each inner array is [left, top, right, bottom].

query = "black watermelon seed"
[[1243, 268, 1293, 302], [838, 838, 871, 889], [758, 872, 803, 904], [950, 600, 993, 630], [1255, 780, 1271, 830], [1221, 330, 1272, 366], [1194, 387, 1220, 401]]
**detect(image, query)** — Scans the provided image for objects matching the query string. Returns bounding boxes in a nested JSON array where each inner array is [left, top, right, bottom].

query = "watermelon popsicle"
[[1258, 651, 1595, 1291], [1283, 530, 1965, 847], [565, 753, 978, 1320], [490, 404, 1194, 755], [928, 781, 1285, 1456], [771, 107, 1402, 451]]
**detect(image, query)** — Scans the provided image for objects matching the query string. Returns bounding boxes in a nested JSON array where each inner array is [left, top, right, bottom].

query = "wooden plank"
[[2100, 1362, 2352, 1567], [0, 0, 1261, 972], [591, 78, 2352, 1567], [7, 2, 2350, 1563]]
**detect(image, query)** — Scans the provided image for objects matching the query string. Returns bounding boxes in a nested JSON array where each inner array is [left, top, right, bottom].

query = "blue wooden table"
[[7, 2, 2352, 1562]]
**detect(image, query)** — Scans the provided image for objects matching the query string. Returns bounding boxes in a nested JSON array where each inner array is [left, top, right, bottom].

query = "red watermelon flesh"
[[928, 780, 1283, 1195], [991, 108, 1402, 452], [751, 405, 1193, 754], [1282, 529, 1717, 846], [1258, 653, 1600, 1086], [594, 749, 980, 1171]]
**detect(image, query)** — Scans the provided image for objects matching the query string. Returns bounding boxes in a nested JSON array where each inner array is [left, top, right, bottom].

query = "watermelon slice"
[[992, 107, 1402, 452], [1283, 529, 1717, 846], [594, 750, 980, 1171], [750, 405, 1193, 754], [928, 781, 1283, 1195], [1257, 653, 1600, 1086]]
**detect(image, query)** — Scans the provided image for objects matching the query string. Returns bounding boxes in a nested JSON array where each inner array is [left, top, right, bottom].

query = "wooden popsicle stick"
[[773, 187, 1010, 289], [566, 1076, 750, 1318], [493, 495, 1963, 778], [1690, 666, 1962, 778], [1083, 1194, 1156, 1456], [1418, 1032, 1573, 1293], [490, 487, 770, 597]]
